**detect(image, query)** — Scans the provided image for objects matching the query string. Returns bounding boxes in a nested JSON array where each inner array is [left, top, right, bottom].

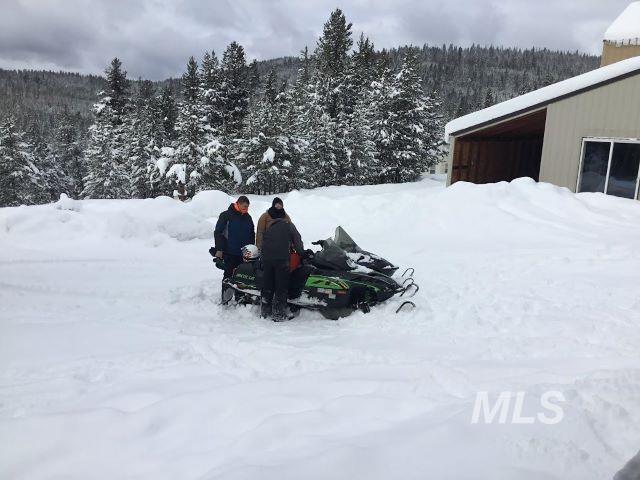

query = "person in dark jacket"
[[214, 196, 255, 288], [260, 213, 304, 321], [256, 197, 291, 250]]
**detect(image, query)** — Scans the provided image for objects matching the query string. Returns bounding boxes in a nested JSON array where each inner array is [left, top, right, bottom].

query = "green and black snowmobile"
[[215, 227, 418, 319]]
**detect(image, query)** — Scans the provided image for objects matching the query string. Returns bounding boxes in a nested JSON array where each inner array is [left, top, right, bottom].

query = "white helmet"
[[241, 244, 260, 261]]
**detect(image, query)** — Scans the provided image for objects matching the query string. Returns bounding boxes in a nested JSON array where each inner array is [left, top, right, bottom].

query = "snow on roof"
[[444, 55, 640, 142], [604, 2, 640, 43]]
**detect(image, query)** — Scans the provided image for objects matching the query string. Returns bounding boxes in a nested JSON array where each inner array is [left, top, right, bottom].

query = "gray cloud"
[[0, 0, 632, 79]]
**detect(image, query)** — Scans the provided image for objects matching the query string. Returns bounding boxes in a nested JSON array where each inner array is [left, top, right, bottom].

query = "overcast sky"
[[0, 0, 632, 80]]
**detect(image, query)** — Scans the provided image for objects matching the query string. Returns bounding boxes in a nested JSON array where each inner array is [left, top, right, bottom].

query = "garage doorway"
[[451, 109, 547, 184]]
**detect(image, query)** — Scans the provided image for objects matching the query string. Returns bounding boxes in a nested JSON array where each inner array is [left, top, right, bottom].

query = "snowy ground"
[[1, 178, 639, 479]]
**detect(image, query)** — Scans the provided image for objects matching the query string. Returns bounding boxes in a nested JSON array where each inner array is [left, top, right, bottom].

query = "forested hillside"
[[0, 8, 599, 207], [0, 46, 598, 139]]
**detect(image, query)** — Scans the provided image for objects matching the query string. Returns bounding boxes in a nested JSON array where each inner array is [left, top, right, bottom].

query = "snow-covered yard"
[[1, 178, 639, 479]]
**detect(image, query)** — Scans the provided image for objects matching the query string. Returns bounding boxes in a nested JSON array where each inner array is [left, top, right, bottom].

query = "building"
[[445, 2, 640, 201], [603, 1, 640, 66]]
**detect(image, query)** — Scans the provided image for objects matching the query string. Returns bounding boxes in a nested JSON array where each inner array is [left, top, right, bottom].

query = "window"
[[578, 139, 640, 200], [608, 143, 640, 199]]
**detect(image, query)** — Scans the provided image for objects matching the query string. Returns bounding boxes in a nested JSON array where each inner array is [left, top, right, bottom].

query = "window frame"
[[576, 137, 640, 200]]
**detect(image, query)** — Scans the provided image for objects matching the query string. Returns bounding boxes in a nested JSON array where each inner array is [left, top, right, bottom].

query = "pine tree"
[[0, 118, 48, 207], [375, 48, 443, 183], [127, 80, 161, 198], [306, 110, 340, 188], [291, 47, 313, 139], [484, 89, 494, 108], [173, 57, 206, 196], [200, 51, 224, 133], [104, 58, 130, 121], [81, 58, 131, 199], [27, 124, 69, 201], [352, 34, 377, 91], [288, 47, 314, 188], [299, 10, 356, 186], [247, 59, 261, 99], [81, 106, 129, 199], [240, 68, 298, 194], [54, 110, 85, 198], [314, 9, 353, 119], [173, 57, 234, 196], [343, 93, 377, 185], [220, 42, 249, 137], [157, 85, 178, 144]]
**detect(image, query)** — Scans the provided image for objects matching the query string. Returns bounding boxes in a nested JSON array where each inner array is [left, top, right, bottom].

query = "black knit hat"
[[272, 197, 283, 208]]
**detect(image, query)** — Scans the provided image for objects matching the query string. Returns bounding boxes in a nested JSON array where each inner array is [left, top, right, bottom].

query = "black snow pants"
[[261, 258, 290, 319]]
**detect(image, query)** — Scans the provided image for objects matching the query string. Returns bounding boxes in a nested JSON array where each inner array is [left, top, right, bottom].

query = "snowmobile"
[[214, 227, 418, 320]]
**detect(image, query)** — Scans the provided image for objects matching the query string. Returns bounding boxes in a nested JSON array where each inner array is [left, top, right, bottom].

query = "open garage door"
[[451, 109, 547, 184]]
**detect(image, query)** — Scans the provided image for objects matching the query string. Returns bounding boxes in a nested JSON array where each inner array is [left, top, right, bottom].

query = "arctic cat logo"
[[235, 273, 255, 280]]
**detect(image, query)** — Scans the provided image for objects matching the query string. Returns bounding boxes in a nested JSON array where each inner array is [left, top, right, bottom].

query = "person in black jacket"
[[213, 196, 255, 291], [260, 214, 304, 321]]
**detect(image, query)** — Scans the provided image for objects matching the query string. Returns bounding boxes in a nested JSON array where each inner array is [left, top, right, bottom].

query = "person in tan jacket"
[[256, 197, 291, 250]]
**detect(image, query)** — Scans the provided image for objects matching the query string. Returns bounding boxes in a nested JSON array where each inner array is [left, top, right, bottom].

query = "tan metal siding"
[[539, 73, 640, 192], [602, 41, 640, 67]]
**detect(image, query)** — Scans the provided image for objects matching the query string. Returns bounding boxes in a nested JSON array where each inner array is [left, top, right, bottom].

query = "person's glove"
[[208, 247, 216, 257], [303, 249, 315, 259]]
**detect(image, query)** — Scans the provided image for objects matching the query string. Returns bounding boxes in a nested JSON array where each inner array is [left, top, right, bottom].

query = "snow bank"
[[444, 56, 640, 141], [604, 1, 640, 43], [1, 178, 640, 480], [0, 195, 221, 244]]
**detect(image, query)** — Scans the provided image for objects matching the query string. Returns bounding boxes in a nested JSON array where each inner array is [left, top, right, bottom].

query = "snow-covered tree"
[[220, 42, 249, 137], [81, 109, 130, 199], [104, 58, 130, 121], [352, 34, 377, 93], [55, 111, 85, 198], [126, 80, 162, 198], [200, 51, 224, 133], [239, 69, 299, 194], [314, 9, 353, 119], [157, 84, 178, 144], [173, 57, 208, 195], [81, 58, 131, 199], [305, 99, 341, 188], [172, 57, 235, 196], [28, 124, 70, 201], [343, 94, 378, 185], [0, 118, 48, 206], [247, 59, 261, 102], [374, 48, 443, 183]]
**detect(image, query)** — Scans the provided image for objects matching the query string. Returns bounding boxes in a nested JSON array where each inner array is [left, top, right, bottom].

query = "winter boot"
[[260, 293, 273, 318], [272, 300, 288, 322]]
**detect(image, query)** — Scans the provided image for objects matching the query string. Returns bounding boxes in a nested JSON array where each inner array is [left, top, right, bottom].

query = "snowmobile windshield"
[[333, 226, 398, 275], [333, 226, 362, 253], [312, 239, 357, 271]]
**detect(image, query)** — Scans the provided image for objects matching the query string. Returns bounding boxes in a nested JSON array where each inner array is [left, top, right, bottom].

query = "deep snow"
[[1, 178, 640, 479]]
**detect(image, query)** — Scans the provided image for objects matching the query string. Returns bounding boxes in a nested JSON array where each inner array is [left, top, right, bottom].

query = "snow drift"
[[1, 178, 640, 480]]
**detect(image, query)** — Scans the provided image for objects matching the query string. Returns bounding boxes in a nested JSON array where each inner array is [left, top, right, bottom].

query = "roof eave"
[[446, 65, 640, 142]]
